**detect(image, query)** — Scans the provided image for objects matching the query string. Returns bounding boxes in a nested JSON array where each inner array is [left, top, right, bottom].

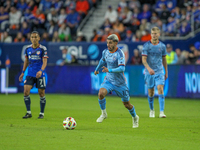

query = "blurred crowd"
[[0, 0, 97, 43], [91, 0, 200, 42]]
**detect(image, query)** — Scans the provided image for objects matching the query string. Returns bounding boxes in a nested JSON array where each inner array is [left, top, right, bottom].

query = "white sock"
[[27, 111, 31, 114], [40, 113, 44, 116], [102, 109, 107, 114]]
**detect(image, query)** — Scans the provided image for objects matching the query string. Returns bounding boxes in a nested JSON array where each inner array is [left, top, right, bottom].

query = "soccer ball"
[[63, 117, 77, 130]]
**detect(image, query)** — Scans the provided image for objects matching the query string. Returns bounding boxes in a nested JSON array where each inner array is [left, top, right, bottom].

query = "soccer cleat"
[[22, 113, 32, 119], [159, 111, 166, 118], [38, 114, 44, 119], [132, 115, 139, 128], [96, 113, 107, 123], [149, 110, 155, 118]]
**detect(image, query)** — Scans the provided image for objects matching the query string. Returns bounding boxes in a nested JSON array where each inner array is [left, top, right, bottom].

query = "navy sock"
[[98, 98, 106, 110], [40, 96, 46, 113], [24, 95, 31, 112], [158, 94, 165, 111], [148, 96, 154, 110], [129, 106, 136, 117]]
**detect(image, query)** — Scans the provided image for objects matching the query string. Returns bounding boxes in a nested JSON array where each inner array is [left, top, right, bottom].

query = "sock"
[[24, 95, 31, 113], [158, 94, 165, 112], [40, 96, 46, 113], [98, 98, 106, 110], [129, 106, 136, 117], [148, 96, 154, 110]]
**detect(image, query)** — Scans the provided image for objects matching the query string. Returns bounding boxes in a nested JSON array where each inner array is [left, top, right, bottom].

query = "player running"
[[142, 27, 168, 118], [19, 31, 48, 119], [94, 34, 139, 128]]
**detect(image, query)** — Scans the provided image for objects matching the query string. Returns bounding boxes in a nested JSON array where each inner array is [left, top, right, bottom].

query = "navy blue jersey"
[[142, 41, 166, 75], [25, 44, 48, 77]]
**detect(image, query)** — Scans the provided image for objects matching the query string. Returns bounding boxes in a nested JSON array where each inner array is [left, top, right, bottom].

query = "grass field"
[[0, 94, 200, 150]]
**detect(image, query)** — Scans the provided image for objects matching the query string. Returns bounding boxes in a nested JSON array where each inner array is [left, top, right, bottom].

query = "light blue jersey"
[[96, 48, 126, 86], [142, 41, 167, 75]]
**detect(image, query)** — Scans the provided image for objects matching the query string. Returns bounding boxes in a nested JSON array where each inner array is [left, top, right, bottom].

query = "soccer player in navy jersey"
[[142, 27, 168, 118], [94, 34, 139, 128], [19, 31, 48, 119]]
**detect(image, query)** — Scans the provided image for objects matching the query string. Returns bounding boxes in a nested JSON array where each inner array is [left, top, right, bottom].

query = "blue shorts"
[[100, 80, 130, 102], [24, 76, 46, 89], [145, 73, 165, 89]]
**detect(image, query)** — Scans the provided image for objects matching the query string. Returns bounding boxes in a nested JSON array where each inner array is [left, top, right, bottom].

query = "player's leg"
[[148, 88, 155, 118], [146, 74, 155, 118], [96, 80, 112, 123], [36, 77, 46, 119], [157, 85, 166, 118], [115, 85, 139, 128], [156, 73, 166, 118], [23, 76, 34, 119]]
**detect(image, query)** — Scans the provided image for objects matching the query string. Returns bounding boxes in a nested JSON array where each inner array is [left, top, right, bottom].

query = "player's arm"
[[94, 51, 106, 75], [162, 56, 168, 80], [102, 65, 125, 73], [36, 58, 47, 78], [19, 55, 29, 82], [142, 56, 155, 75]]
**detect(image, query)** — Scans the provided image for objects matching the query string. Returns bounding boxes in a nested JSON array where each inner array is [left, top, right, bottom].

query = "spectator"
[[14, 32, 25, 42], [32, 9, 45, 30], [166, 44, 178, 64], [22, 8, 35, 24], [39, 0, 52, 13], [47, 20, 59, 40], [188, 44, 199, 64], [194, 41, 200, 51], [100, 19, 112, 30], [112, 19, 125, 34], [176, 48, 189, 64], [124, 30, 133, 42], [52, 0, 63, 13], [139, 19, 151, 33], [141, 30, 151, 42], [17, 0, 28, 13], [160, 4, 170, 24], [47, 8, 58, 25], [9, 6, 22, 29], [66, 8, 80, 38], [0, 6, 9, 30], [40, 32, 50, 42], [131, 49, 142, 64], [52, 31, 60, 42], [2, 31, 12, 43], [164, 16, 176, 36], [171, 7, 181, 19], [155, 0, 168, 14], [90, 29, 97, 41], [4, 0, 12, 13], [132, 30, 141, 42], [118, 0, 127, 12], [130, 18, 140, 33], [104, 5, 118, 24], [56, 47, 72, 65], [20, 21, 31, 38], [179, 21, 191, 36], [58, 23, 71, 41], [132, 7, 140, 19], [128, 0, 141, 11], [76, 0, 90, 19], [121, 7, 132, 27], [91, 29, 104, 42], [58, 8, 67, 27], [101, 27, 111, 42], [76, 31, 87, 42], [138, 4, 151, 22]]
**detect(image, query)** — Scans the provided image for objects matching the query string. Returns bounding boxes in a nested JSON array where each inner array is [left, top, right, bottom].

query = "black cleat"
[[38, 114, 44, 119], [23, 113, 32, 119]]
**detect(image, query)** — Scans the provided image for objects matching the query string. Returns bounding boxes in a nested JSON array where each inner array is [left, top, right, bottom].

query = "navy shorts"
[[24, 76, 46, 89]]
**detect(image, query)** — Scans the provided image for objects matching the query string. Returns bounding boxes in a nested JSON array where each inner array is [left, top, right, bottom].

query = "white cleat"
[[96, 113, 107, 123], [132, 115, 139, 128], [159, 111, 166, 118], [149, 110, 155, 118]]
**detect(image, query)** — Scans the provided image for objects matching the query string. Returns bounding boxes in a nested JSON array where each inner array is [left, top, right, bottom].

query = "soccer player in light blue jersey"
[[142, 27, 168, 118], [19, 31, 48, 119], [94, 34, 139, 128]]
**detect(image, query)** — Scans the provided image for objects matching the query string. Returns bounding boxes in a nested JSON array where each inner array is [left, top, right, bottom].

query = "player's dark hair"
[[31, 31, 40, 36], [107, 34, 119, 42]]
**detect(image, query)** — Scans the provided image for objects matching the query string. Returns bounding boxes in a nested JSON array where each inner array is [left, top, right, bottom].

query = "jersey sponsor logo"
[[37, 51, 40, 55]]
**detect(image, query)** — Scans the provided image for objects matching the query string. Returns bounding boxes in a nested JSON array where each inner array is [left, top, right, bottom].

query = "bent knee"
[[98, 91, 106, 100], [123, 103, 132, 110]]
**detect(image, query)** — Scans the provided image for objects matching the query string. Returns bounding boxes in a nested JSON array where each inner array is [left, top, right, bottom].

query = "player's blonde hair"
[[107, 34, 119, 42], [151, 27, 160, 33]]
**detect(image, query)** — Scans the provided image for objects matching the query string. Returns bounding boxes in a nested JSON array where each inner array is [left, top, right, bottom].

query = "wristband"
[[22, 70, 25, 73], [40, 69, 44, 72], [108, 69, 112, 73]]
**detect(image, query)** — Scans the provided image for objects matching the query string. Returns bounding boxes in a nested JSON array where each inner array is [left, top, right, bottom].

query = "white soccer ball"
[[63, 117, 77, 130]]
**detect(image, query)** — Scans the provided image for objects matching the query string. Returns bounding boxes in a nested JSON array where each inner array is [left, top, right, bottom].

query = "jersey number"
[[39, 79, 44, 87]]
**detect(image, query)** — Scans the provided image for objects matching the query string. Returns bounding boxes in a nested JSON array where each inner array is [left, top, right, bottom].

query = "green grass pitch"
[[0, 94, 200, 150]]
